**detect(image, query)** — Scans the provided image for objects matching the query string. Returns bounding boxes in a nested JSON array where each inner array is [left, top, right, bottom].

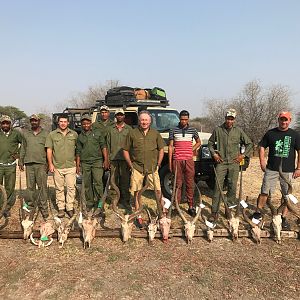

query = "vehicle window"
[[149, 110, 179, 132]]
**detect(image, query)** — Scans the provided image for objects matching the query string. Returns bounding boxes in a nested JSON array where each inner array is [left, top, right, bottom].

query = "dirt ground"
[[0, 157, 300, 300]]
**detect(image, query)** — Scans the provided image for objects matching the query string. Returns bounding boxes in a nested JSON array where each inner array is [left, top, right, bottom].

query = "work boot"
[[281, 216, 291, 231], [187, 207, 196, 217], [3, 210, 11, 218], [58, 209, 65, 218], [66, 209, 74, 218]]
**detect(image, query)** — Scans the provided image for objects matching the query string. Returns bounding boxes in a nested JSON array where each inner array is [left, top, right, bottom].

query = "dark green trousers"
[[111, 160, 130, 205], [82, 161, 104, 210], [0, 165, 16, 211], [212, 162, 239, 213], [25, 163, 49, 219]]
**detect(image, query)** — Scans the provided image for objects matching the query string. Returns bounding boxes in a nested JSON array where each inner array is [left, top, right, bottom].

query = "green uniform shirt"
[[0, 129, 23, 164], [92, 119, 115, 139], [19, 128, 48, 165], [76, 130, 106, 163], [45, 128, 78, 168], [123, 127, 165, 173], [107, 123, 131, 161], [208, 123, 253, 163]]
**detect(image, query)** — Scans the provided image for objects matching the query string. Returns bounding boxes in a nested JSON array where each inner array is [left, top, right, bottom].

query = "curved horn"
[[110, 164, 121, 213], [192, 184, 202, 224], [0, 184, 8, 218], [152, 168, 163, 218], [213, 166, 232, 219], [278, 158, 293, 195], [30, 233, 39, 246], [174, 188, 188, 224], [266, 195, 277, 216], [44, 238, 54, 247], [146, 208, 152, 223], [167, 165, 178, 218], [242, 208, 256, 228], [235, 166, 243, 217]]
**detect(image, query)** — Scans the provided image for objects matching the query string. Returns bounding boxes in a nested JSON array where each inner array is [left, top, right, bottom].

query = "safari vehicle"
[[91, 98, 216, 198]]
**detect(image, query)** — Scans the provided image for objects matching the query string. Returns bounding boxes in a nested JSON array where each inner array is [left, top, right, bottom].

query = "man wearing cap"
[[45, 114, 78, 218], [107, 108, 132, 209], [0, 115, 23, 217], [208, 108, 253, 222], [123, 110, 165, 227], [255, 111, 300, 230], [19, 114, 49, 220], [76, 114, 109, 212], [92, 105, 115, 139]]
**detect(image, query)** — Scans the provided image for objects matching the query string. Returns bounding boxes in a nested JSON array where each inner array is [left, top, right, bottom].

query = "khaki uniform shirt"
[[123, 127, 165, 173], [107, 123, 131, 161], [0, 129, 23, 164], [208, 123, 253, 163], [76, 130, 106, 163], [45, 128, 78, 168], [92, 119, 115, 140], [20, 128, 48, 165]]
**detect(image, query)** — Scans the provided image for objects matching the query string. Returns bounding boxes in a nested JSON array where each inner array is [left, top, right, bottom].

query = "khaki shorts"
[[261, 168, 293, 195], [130, 168, 161, 192]]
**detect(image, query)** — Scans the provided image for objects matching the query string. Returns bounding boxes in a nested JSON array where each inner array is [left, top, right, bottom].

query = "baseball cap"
[[29, 114, 41, 120], [0, 115, 12, 123], [278, 111, 291, 120], [225, 108, 237, 118], [81, 114, 92, 121], [100, 105, 109, 111], [114, 108, 125, 115]]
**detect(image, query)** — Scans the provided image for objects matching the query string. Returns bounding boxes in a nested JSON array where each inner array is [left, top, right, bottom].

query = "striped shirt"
[[169, 125, 199, 160]]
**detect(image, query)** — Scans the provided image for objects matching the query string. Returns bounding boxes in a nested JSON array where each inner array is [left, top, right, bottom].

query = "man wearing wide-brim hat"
[[19, 114, 49, 220], [0, 115, 23, 217], [208, 109, 253, 222]]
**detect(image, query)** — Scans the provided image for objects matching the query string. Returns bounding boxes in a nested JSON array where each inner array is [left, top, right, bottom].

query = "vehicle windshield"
[[149, 110, 179, 132]]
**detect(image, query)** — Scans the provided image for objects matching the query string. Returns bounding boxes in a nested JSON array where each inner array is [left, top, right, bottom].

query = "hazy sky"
[[0, 0, 299, 117]]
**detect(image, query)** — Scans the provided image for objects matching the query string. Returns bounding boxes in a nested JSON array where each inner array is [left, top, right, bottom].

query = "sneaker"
[[251, 212, 262, 220], [281, 217, 291, 231], [187, 207, 196, 217], [58, 209, 65, 218], [135, 216, 143, 229]]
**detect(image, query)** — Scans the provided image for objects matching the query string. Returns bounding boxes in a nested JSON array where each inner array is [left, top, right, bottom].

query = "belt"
[[0, 161, 16, 166]]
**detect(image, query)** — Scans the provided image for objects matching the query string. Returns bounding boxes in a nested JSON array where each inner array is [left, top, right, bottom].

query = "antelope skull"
[[30, 221, 55, 248], [80, 213, 98, 249]]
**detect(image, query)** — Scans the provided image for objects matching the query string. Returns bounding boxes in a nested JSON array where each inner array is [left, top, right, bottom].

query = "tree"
[[205, 80, 291, 146], [60, 80, 120, 109], [294, 112, 300, 132], [0, 106, 27, 127]]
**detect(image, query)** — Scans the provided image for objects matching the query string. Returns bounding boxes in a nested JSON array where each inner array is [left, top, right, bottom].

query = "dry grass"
[[0, 158, 300, 300]]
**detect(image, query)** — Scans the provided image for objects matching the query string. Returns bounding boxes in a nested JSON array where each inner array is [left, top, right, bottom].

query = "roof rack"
[[95, 98, 169, 108]]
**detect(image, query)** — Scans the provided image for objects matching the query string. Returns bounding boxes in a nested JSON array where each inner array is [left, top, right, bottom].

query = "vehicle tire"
[[159, 165, 172, 199]]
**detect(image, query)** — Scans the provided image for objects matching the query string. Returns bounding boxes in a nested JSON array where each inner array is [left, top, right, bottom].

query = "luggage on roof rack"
[[95, 98, 169, 108]]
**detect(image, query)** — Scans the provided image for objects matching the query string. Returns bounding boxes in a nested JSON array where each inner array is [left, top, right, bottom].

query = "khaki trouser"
[[25, 163, 49, 219], [53, 167, 76, 211]]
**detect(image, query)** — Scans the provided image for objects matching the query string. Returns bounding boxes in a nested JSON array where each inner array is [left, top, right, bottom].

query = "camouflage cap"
[[0, 115, 12, 123], [100, 105, 110, 111], [81, 114, 92, 121], [114, 108, 125, 115], [29, 114, 41, 120], [225, 108, 237, 118]]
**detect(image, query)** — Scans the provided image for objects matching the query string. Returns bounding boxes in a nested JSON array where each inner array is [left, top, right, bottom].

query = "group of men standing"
[[0, 106, 299, 230]]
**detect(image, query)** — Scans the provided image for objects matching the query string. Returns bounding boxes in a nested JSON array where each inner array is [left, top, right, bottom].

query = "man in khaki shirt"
[[123, 110, 165, 227], [45, 114, 78, 218]]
